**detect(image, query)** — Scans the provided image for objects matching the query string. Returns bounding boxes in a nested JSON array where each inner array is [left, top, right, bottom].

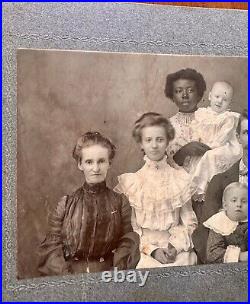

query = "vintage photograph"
[[17, 49, 248, 279]]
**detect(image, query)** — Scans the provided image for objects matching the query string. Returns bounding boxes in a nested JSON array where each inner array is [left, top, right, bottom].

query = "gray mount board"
[[3, 2, 247, 302]]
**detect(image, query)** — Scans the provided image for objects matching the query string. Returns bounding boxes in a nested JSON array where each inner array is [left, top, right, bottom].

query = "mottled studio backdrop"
[[17, 49, 247, 279]]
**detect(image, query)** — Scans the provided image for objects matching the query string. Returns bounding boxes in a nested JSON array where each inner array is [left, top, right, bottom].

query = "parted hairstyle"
[[72, 131, 116, 164], [132, 112, 175, 143], [164, 68, 207, 100], [236, 109, 248, 134]]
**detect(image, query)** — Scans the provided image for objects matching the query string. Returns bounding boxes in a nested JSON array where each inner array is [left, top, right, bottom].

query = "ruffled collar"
[[144, 155, 169, 170], [203, 210, 248, 236], [83, 181, 107, 194], [207, 106, 222, 116], [202, 107, 237, 118]]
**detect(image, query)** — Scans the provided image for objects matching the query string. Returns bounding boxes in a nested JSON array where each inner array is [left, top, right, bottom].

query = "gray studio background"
[[17, 49, 247, 279]]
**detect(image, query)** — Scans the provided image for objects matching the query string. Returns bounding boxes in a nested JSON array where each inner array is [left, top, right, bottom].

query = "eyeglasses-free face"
[[78, 144, 110, 184], [140, 125, 168, 161], [172, 79, 200, 113]]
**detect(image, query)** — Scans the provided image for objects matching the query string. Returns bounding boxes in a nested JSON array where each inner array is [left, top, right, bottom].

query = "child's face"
[[172, 79, 200, 113], [223, 187, 248, 222], [209, 82, 233, 114], [78, 144, 110, 184], [140, 125, 168, 161]]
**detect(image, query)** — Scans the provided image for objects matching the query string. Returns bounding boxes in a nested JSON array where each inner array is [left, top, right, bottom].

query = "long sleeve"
[[168, 201, 198, 253], [38, 196, 69, 276], [113, 195, 140, 270], [206, 230, 228, 263]]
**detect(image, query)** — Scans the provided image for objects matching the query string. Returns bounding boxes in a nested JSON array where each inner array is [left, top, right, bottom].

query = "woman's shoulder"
[[115, 171, 142, 190], [107, 187, 131, 209]]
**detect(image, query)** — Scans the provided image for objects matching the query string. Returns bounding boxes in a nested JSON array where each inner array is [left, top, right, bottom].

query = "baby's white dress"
[[184, 107, 242, 195], [114, 156, 198, 269]]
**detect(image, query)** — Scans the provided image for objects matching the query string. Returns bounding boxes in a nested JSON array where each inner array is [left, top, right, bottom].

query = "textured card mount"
[[3, 3, 247, 302]]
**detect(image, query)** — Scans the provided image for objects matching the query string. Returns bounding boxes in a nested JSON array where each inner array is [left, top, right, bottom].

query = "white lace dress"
[[167, 112, 196, 158], [114, 156, 198, 269], [186, 107, 242, 196]]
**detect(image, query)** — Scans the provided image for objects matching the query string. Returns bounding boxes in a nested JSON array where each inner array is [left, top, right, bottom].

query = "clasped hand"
[[151, 244, 177, 264]]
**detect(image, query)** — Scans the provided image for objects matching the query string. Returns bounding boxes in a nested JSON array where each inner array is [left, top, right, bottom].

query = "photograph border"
[[3, 3, 248, 302]]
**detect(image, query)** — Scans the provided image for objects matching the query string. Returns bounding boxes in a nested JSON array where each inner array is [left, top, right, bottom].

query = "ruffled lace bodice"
[[114, 156, 195, 231]]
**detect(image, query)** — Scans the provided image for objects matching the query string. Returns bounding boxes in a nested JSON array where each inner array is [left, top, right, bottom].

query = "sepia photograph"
[[16, 49, 248, 280]]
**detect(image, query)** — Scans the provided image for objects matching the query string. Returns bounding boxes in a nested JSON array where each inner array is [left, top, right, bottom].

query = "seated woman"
[[164, 68, 210, 220], [38, 131, 140, 276], [115, 113, 198, 269]]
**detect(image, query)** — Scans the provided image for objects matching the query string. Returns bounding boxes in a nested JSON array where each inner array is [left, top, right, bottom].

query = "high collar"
[[144, 155, 168, 170], [175, 111, 196, 124], [83, 181, 107, 194]]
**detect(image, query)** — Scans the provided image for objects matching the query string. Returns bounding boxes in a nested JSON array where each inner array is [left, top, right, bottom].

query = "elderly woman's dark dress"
[[38, 181, 140, 275]]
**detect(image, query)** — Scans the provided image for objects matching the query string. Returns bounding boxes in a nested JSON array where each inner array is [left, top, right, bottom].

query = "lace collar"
[[83, 181, 107, 194], [203, 210, 248, 236]]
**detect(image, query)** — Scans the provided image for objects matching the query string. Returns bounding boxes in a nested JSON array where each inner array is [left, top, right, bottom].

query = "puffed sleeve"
[[113, 195, 140, 270], [38, 196, 70, 276]]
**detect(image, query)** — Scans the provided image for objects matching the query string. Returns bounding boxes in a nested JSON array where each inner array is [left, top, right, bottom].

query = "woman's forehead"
[[81, 144, 109, 158], [173, 78, 196, 87], [141, 125, 166, 136]]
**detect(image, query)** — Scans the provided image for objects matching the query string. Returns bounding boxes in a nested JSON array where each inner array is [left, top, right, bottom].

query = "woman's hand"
[[151, 245, 177, 264], [173, 141, 211, 166], [166, 243, 178, 262], [239, 251, 248, 262]]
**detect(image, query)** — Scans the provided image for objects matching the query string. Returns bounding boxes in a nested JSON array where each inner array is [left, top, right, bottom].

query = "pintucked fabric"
[[38, 182, 140, 276], [167, 112, 196, 158]]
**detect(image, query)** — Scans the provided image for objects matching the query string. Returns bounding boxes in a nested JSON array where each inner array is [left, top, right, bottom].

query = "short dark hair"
[[132, 112, 175, 143], [237, 109, 248, 134], [164, 68, 206, 100], [72, 131, 116, 164]]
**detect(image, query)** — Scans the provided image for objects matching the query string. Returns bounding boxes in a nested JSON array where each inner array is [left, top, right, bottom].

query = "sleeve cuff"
[[169, 227, 192, 254], [142, 244, 160, 256], [224, 245, 241, 263]]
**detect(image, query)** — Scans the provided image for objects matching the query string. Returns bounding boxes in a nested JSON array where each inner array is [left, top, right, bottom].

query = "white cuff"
[[142, 244, 160, 256], [169, 227, 192, 254], [223, 245, 241, 263]]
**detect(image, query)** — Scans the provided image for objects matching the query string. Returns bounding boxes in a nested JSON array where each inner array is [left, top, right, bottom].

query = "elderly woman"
[[38, 132, 140, 276]]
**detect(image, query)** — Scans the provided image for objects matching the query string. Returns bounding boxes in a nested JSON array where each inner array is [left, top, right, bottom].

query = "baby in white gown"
[[185, 81, 242, 199]]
